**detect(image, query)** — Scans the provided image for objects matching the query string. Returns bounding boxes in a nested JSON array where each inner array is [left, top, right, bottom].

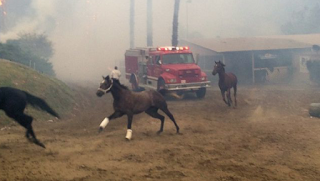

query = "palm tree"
[[172, 0, 180, 46], [147, 0, 153, 46], [130, 0, 135, 48]]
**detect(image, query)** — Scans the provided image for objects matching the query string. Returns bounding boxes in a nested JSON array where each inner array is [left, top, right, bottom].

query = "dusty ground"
[[1, 85, 320, 181]]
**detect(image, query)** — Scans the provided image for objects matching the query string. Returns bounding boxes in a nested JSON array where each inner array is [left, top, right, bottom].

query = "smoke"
[[0, 0, 319, 83]]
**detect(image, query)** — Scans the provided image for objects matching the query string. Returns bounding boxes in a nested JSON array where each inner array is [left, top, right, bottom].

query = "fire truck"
[[125, 46, 210, 98]]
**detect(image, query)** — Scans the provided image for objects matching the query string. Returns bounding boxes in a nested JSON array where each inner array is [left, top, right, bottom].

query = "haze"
[[0, 0, 318, 82]]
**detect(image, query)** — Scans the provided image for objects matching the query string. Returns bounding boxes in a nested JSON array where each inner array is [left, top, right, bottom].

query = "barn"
[[180, 34, 320, 85]]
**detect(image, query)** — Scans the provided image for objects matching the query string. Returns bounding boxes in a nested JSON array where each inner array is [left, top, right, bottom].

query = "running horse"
[[0, 87, 60, 148], [212, 61, 238, 107], [96, 76, 180, 140]]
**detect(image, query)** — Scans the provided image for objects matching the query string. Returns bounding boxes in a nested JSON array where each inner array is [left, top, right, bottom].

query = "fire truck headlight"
[[201, 77, 206, 81], [168, 78, 177, 83]]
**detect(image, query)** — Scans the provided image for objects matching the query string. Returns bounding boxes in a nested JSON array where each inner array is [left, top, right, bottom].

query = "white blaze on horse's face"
[[97, 78, 113, 94], [99, 79, 106, 88], [212, 64, 218, 75]]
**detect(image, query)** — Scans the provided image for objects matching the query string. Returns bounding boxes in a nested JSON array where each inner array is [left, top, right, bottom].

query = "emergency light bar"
[[157, 46, 190, 51]]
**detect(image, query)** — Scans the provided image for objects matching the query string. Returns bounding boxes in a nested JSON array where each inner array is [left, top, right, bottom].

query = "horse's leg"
[[8, 111, 45, 148], [25, 122, 46, 148], [126, 114, 134, 140], [227, 88, 232, 107], [99, 111, 124, 132], [145, 107, 165, 134], [159, 106, 179, 133], [220, 90, 228, 105], [233, 84, 237, 108]]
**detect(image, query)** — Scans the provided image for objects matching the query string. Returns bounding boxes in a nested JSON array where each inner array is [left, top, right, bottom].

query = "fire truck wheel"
[[177, 91, 184, 96], [130, 74, 138, 91], [157, 78, 166, 95], [196, 88, 206, 99]]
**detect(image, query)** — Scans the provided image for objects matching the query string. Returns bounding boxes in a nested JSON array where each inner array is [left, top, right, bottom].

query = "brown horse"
[[212, 61, 237, 107], [96, 76, 180, 140]]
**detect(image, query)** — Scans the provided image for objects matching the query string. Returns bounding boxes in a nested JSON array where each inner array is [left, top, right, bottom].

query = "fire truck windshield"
[[162, 53, 194, 64]]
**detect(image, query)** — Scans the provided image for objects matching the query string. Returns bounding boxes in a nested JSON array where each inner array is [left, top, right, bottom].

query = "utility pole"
[[147, 0, 153, 47], [130, 0, 135, 48]]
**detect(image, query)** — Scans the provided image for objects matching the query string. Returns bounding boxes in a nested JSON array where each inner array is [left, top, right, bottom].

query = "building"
[[180, 34, 320, 85]]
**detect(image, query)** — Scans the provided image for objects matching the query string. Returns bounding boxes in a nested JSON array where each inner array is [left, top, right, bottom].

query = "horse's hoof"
[[34, 140, 46, 148], [156, 131, 163, 135], [26, 137, 33, 142], [98, 127, 103, 133]]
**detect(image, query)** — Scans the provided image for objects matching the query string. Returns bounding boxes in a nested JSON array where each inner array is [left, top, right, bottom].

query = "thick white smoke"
[[0, 0, 318, 82]]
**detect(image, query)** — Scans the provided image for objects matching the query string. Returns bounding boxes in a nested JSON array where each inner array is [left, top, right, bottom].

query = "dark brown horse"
[[212, 61, 237, 107], [96, 76, 179, 140]]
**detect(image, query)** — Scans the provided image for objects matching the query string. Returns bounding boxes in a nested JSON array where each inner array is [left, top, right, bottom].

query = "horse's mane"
[[218, 63, 225, 72], [113, 79, 129, 90]]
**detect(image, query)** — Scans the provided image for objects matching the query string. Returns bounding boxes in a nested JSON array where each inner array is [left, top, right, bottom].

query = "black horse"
[[212, 61, 238, 107], [96, 76, 179, 140], [0, 87, 60, 148]]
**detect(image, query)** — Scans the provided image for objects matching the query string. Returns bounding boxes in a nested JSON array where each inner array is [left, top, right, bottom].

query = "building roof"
[[262, 34, 320, 45], [182, 34, 320, 53]]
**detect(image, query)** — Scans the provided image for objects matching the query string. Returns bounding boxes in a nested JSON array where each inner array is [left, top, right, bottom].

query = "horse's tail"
[[24, 92, 60, 119], [233, 74, 238, 94]]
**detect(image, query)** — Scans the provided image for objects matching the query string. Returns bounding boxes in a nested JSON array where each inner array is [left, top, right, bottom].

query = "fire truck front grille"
[[181, 69, 196, 78]]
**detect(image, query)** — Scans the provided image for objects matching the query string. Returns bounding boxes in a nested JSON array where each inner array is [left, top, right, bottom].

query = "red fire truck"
[[125, 46, 210, 98]]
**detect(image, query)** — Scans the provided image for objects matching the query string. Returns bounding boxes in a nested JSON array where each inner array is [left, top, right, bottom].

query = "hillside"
[[0, 59, 75, 124]]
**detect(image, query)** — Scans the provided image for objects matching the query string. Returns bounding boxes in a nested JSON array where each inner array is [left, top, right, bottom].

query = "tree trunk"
[[147, 0, 153, 47], [130, 0, 135, 48], [172, 0, 180, 46]]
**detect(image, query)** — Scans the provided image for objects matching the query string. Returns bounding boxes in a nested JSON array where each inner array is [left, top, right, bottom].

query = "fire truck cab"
[[125, 46, 210, 98]]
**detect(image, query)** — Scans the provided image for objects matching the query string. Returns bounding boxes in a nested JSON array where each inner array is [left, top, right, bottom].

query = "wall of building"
[[291, 50, 320, 85], [224, 52, 253, 85], [181, 40, 314, 86]]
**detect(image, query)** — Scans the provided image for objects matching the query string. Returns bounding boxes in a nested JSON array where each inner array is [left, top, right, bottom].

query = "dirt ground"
[[1, 84, 320, 181]]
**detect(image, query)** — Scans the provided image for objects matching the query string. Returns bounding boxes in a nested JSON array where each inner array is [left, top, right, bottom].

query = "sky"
[[0, 0, 318, 82]]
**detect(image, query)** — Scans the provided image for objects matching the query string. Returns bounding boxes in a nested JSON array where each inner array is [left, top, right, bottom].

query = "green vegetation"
[[0, 33, 55, 76], [0, 59, 75, 125], [7, 33, 54, 59]]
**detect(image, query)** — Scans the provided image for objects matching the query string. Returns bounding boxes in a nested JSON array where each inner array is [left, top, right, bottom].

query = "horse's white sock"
[[99, 117, 109, 129], [125, 129, 132, 140]]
